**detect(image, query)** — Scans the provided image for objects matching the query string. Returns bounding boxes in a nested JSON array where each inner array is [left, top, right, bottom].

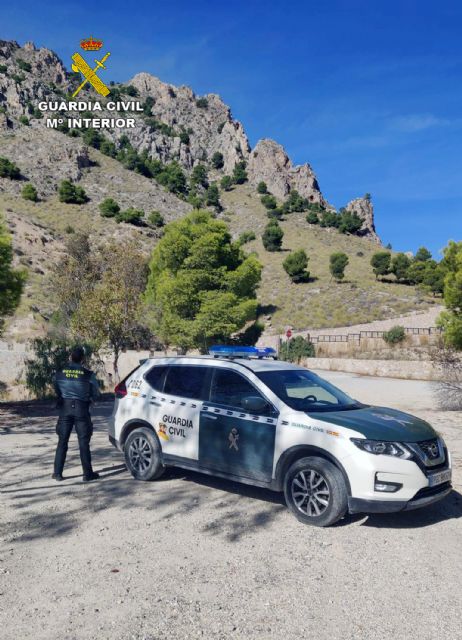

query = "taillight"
[[114, 381, 128, 398]]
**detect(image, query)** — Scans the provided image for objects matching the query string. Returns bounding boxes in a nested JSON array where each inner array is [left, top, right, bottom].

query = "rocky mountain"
[[0, 39, 378, 239]]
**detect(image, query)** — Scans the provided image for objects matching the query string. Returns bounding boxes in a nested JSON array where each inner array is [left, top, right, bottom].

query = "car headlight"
[[351, 438, 412, 459]]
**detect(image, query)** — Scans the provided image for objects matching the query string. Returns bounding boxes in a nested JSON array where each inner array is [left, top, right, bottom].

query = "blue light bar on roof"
[[209, 345, 277, 359]]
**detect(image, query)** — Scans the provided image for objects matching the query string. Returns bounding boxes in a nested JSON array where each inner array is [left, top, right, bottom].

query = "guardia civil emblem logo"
[[71, 36, 111, 98]]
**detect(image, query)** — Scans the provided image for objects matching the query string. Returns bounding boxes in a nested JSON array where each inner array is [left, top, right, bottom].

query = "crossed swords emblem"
[[71, 51, 111, 98]]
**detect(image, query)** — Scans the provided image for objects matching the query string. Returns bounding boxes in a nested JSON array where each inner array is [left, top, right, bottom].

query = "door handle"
[[202, 413, 218, 420]]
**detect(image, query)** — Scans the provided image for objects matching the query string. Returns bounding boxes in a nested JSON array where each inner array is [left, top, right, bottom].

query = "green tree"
[[330, 252, 349, 282], [283, 249, 310, 283], [306, 211, 319, 224], [144, 211, 262, 351], [371, 251, 391, 280], [21, 183, 38, 202], [72, 241, 148, 379], [58, 180, 88, 204], [280, 336, 315, 363], [83, 128, 103, 149], [423, 263, 446, 296], [205, 183, 221, 210], [190, 163, 209, 189], [232, 161, 248, 184], [115, 207, 145, 225], [237, 231, 256, 246], [148, 211, 165, 227], [391, 253, 411, 282], [0, 156, 20, 179], [220, 175, 233, 191], [99, 197, 120, 218], [156, 161, 188, 195], [0, 215, 26, 334], [414, 246, 432, 262], [437, 241, 462, 349], [320, 210, 341, 228], [262, 221, 284, 251], [285, 190, 309, 213], [261, 194, 278, 210], [211, 152, 224, 170], [338, 210, 363, 234], [196, 97, 208, 108], [257, 181, 268, 194]]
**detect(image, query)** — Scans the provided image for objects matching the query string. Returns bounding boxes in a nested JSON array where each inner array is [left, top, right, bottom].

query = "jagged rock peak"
[[346, 196, 379, 243], [247, 138, 327, 206]]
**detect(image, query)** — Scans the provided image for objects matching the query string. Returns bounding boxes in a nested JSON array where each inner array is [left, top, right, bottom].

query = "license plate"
[[428, 468, 452, 487]]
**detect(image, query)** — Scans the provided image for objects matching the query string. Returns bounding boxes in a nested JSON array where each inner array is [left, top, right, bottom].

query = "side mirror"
[[241, 395, 270, 414]]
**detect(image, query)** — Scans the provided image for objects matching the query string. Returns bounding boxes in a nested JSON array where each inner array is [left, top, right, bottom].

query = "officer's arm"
[[90, 373, 101, 401], [54, 374, 63, 407]]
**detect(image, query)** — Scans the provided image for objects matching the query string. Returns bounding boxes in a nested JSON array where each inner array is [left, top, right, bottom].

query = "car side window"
[[210, 368, 271, 414], [144, 365, 167, 391], [163, 366, 209, 400]]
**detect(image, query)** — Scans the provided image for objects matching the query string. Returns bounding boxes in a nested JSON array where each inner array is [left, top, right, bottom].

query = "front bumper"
[[348, 481, 452, 514]]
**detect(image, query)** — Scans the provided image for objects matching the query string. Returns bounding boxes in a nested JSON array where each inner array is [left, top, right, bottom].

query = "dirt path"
[[1, 375, 461, 640]]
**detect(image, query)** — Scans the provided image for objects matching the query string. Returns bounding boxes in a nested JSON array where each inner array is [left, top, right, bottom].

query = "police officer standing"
[[52, 346, 101, 482]]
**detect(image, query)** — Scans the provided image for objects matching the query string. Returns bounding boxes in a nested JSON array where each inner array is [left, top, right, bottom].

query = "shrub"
[[100, 139, 117, 157], [267, 207, 283, 220], [237, 231, 256, 245], [156, 161, 188, 196], [124, 84, 139, 97], [21, 183, 38, 202], [211, 151, 224, 170], [261, 194, 277, 210], [280, 335, 315, 363], [58, 180, 88, 204], [306, 211, 319, 224], [99, 197, 120, 218], [11, 73, 25, 84], [19, 115, 29, 126], [320, 210, 341, 228], [196, 97, 208, 108], [0, 156, 21, 179], [257, 181, 268, 194], [217, 121, 226, 133], [64, 225, 75, 234], [262, 221, 284, 251], [371, 251, 391, 279], [383, 325, 406, 345], [16, 58, 32, 72], [220, 175, 233, 191], [329, 252, 349, 281], [232, 161, 248, 184], [179, 130, 190, 145], [142, 96, 155, 115], [83, 128, 103, 149], [115, 207, 145, 225], [148, 210, 165, 227], [0, 64, 7, 74], [283, 249, 310, 283], [338, 210, 363, 234], [285, 190, 309, 213]]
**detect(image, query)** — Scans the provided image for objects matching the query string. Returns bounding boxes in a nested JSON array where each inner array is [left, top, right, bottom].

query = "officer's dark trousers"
[[54, 400, 94, 477]]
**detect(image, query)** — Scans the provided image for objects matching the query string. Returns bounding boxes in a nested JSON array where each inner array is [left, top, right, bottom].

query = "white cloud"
[[389, 114, 450, 132]]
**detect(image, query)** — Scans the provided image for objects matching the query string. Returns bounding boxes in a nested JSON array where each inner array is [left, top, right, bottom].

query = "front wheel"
[[124, 427, 165, 481], [284, 456, 348, 527]]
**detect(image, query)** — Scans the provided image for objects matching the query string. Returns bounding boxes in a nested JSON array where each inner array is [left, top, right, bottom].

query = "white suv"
[[109, 347, 452, 526]]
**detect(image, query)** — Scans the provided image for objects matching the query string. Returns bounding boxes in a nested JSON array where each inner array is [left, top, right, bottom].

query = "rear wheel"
[[124, 427, 165, 481], [284, 456, 348, 527]]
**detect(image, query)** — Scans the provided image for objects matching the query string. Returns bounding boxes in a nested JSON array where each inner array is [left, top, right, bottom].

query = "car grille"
[[406, 438, 446, 468], [418, 439, 441, 461], [412, 481, 452, 501]]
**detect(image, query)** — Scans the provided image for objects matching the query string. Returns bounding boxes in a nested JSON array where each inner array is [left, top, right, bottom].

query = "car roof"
[[141, 355, 305, 373]]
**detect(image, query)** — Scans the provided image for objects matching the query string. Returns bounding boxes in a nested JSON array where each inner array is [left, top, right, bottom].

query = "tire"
[[283, 456, 348, 527], [124, 427, 165, 481]]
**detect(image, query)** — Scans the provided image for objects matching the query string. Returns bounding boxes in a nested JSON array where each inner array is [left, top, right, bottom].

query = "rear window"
[[163, 365, 209, 400], [144, 365, 167, 391]]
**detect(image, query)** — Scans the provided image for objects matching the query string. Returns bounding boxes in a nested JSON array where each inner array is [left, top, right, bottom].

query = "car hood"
[[310, 405, 437, 442]]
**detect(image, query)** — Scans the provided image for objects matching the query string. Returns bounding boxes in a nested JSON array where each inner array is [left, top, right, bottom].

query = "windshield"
[[256, 369, 363, 412]]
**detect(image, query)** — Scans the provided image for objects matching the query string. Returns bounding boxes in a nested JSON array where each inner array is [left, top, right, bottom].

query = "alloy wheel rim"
[[291, 469, 330, 517], [128, 436, 152, 473]]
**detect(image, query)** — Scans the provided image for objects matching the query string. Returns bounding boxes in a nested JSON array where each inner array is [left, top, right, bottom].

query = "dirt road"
[[1, 373, 461, 640]]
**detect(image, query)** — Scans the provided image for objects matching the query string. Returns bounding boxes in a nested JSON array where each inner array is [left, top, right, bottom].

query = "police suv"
[[109, 346, 452, 527]]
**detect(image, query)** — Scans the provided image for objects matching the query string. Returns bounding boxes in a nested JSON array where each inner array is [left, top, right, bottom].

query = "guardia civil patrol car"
[[109, 346, 452, 527]]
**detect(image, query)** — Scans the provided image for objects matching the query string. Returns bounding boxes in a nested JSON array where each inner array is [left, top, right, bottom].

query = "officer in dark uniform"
[[52, 346, 101, 482]]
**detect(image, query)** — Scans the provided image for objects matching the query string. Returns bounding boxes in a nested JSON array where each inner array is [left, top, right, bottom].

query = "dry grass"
[[221, 184, 435, 333]]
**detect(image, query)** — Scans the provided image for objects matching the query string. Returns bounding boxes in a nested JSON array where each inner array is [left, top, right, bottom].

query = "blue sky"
[[3, 1, 461, 257]]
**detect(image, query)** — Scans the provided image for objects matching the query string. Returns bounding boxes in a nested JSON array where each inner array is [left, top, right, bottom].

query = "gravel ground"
[[1, 372, 461, 640]]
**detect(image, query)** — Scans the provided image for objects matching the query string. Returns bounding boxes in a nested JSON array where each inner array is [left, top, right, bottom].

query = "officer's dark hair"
[[70, 346, 85, 363]]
